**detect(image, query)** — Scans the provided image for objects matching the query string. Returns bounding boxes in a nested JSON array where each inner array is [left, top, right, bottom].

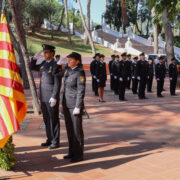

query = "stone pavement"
[[1, 74, 180, 180]]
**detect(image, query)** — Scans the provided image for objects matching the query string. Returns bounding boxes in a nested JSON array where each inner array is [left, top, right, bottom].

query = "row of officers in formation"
[[90, 52, 179, 101]]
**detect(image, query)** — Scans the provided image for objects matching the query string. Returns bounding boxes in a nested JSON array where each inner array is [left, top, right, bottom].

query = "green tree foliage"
[[104, 0, 122, 31], [0, 137, 16, 171]]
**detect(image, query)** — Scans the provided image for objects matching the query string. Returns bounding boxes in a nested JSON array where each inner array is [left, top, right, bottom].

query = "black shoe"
[[71, 156, 84, 163], [119, 98, 128, 101], [163, 89, 166, 91], [64, 154, 73, 159], [171, 94, 178, 96], [139, 97, 144, 100], [144, 97, 148, 99], [48, 144, 60, 149], [95, 94, 98, 96], [41, 142, 51, 147], [148, 90, 153, 93], [133, 92, 137, 94], [157, 95, 164, 98]]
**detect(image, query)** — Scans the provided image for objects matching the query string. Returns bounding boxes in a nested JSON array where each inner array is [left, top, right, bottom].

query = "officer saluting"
[[62, 52, 86, 163], [137, 52, 149, 99], [169, 57, 178, 96], [30, 44, 63, 149]]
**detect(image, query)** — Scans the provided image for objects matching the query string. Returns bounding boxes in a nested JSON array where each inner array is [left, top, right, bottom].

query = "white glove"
[[157, 78, 160, 81], [73, 107, 80, 115], [119, 77, 123, 81], [93, 75, 96, 79], [33, 50, 43, 60], [57, 57, 66, 65], [170, 78, 173, 80], [97, 79, 100, 82], [137, 76, 141, 80], [110, 73, 113, 76], [147, 76, 149, 79], [49, 97, 57, 107], [132, 76, 135, 79], [127, 77, 130, 80], [114, 76, 117, 79]]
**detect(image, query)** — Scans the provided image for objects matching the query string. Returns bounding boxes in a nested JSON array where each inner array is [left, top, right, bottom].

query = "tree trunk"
[[151, 7, 158, 54], [162, 9, 174, 65], [77, 0, 96, 55], [64, 0, 71, 42], [58, 7, 65, 31], [84, 0, 91, 45], [11, 0, 30, 89], [105, 0, 107, 9], [121, 0, 127, 29], [9, 0, 41, 114]]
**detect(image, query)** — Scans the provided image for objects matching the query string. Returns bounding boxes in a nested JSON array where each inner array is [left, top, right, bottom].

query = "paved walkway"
[[1, 74, 180, 180]]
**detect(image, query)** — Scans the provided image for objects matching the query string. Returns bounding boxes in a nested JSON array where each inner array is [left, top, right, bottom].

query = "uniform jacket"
[[169, 63, 178, 79], [155, 63, 166, 80], [119, 60, 131, 80], [109, 60, 114, 75], [137, 60, 149, 79], [112, 60, 120, 77], [30, 58, 63, 102], [131, 62, 138, 77], [148, 64, 154, 77], [90, 59, 98, 76], [95, 61, 107, 82], [61, 66, 86, 109]]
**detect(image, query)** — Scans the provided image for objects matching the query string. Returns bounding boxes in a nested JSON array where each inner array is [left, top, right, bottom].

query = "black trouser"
[[157, 79, 164, 96], [119, 79, 127, 99], [110, 75, 114, 90], [138, 78, 147, 98], [41, 101, 60, 145], [113, 78, 119, 94], [63, 105, 84, 158], [92, 77, 98, 95], [147, 75, 153, 92], [132, 77, 138, 94], [126, 77, 131, 89], [170, 77, 177, 95]]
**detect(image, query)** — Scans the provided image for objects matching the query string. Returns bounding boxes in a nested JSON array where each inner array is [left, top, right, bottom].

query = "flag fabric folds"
[[0, 13, 27, 148]]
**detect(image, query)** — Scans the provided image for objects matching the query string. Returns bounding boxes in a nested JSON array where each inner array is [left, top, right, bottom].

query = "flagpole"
[[1, 0, 5, 13]]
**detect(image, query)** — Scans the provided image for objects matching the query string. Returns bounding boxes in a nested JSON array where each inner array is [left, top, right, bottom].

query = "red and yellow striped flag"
[[0, 13, 27, 148]]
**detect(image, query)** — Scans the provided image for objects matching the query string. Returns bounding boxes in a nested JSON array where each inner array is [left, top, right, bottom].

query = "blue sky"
[[71, 0, 106, 24]]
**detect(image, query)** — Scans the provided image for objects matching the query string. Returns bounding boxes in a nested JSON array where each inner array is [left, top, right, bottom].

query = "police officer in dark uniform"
[[119, 53, 131, 101], [131, 56, 139, 94], [169, 57, 178, 96], [109, 55, 115, 91], [155, 56, 166, 97], [30, 44, 63, 149], [126, 54, 132, 89], [96, 54, 107, 102], [62, 52, 86, 163], [112, 55, 120, 95], [147, 57, 154, 92], [90, 53, 100, 96], [137, 52, 149, 99]]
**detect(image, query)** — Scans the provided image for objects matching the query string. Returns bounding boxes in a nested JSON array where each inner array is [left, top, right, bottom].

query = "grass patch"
[[26, 29, 114, 57]]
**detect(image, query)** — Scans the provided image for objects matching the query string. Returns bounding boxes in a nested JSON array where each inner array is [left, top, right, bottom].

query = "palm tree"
[[8, 0, 41, 114], [77, 0, 96, 55], [64, 0, 71, 42]]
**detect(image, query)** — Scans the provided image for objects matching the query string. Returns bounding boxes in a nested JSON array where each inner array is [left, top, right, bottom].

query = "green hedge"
[[0, 137, 16, 171]]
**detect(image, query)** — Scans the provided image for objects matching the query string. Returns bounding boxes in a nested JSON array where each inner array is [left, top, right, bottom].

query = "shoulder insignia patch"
[[80, 76, 85, 83]]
